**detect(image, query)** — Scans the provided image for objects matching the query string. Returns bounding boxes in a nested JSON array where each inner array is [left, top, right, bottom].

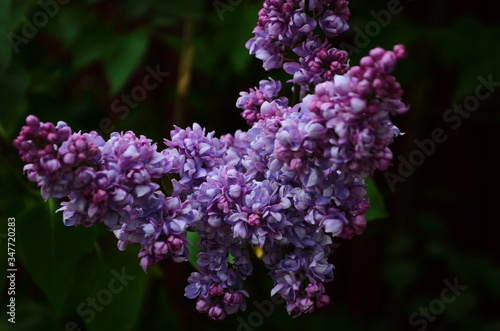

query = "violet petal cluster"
[[246, 0, 350, 93], [236, 78, 288, 125], [14, 0, 410, 322], [14, 117, 190, 271]]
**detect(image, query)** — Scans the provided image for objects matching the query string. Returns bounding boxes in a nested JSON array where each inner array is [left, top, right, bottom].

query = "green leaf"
[[387, 233, 414, 258], [73, 23, 111, 69], [447, 254, 500, 299], [46, 8, 82, 48], [193, 3, 260, 76], [17, 199, 99, 316], [443, 290, 478, 323], [0, 300, 61, 331], [149, 284, 181, 330], [0, 0, 12, 73], [0, 212, 8, 295], [484, 321, 500, 331], [8, 0, 39, 31], [365, 178, 389, 220], [221, 3, 259, 73], [431, 16, 500, 99], [0, 0, 10, 26], [69, 248, 148, 331], [103, 29, 149, 94], [121, 0, 151, 19], [0, 66, 30, 136], [187, 231, 200, 270], [384, 260, 419, 299]]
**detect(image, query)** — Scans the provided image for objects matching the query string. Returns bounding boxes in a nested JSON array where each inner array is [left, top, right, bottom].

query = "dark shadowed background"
[[0, 0, 499, 330]]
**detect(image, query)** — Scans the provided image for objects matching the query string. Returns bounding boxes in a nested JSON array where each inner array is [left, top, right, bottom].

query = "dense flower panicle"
[[15, 0, 410, 321], [246, 0, 351, 83], [14, 116, 73, 198], [263, 236, 334, 317], [61, 131, 177, 229], [14, 117, 190, 267], [298, 45, 409, 178]]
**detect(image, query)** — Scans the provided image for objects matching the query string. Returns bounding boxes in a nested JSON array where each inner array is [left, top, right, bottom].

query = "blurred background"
[[0, 0, 499, 330]]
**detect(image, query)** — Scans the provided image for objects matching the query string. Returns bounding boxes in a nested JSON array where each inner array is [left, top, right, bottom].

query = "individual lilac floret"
[[289, 9, 317, 36], [319, 10, 349, 37]]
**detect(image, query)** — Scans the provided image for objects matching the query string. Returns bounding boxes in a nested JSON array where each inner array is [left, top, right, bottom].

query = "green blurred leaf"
[[443, 290, 478, 323], [416, 212, 449, 239], [220, 3, 258, 73], [425, 240, 451, 259], [68, 248, 148, 331], [73, 22, 112, 69], [46, 8, 82, 48], [0, 208, 8, 295], [150, 284, 181, 330], [384, 260, 419, 299], [0, 0, 10, 25], [193, 3, 260, 76], [447, 254, 500, 299], [103, 29, 149, 94], [387, 233, 414, 258], [484, 321, 500, 331], [0, 0, 12, 73], [187, 231, 200, 270], [17, 199, 99, 316], [121, 0, 151, 19], [0, 66, 30, 136], [305, 308, 359, 330], [431, 16, 500, 99], [365, 178, 389, 220], [0, 300, 62, 331], [8, 0, 39, 31]]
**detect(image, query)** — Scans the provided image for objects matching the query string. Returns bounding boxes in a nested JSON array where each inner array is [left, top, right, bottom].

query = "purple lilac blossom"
[[14, 117, 190, 271], [164, 123, 227, 198], [246, 0, 351, 91], [301, 45, 409, 178], [236, 78, 288, 125], [14, 0, 410, 322]]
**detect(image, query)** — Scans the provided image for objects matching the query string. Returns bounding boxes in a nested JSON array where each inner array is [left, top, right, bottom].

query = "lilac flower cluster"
[[14, 116, 192, 271], [246, 0, 350, 93], [185, 244, 251, 320], [14, 0, 410, 322], [164, 123, 227, 195], [14, 115, 73, 199], [236, 78, 288, 125], [275, 45, 409, 179]]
